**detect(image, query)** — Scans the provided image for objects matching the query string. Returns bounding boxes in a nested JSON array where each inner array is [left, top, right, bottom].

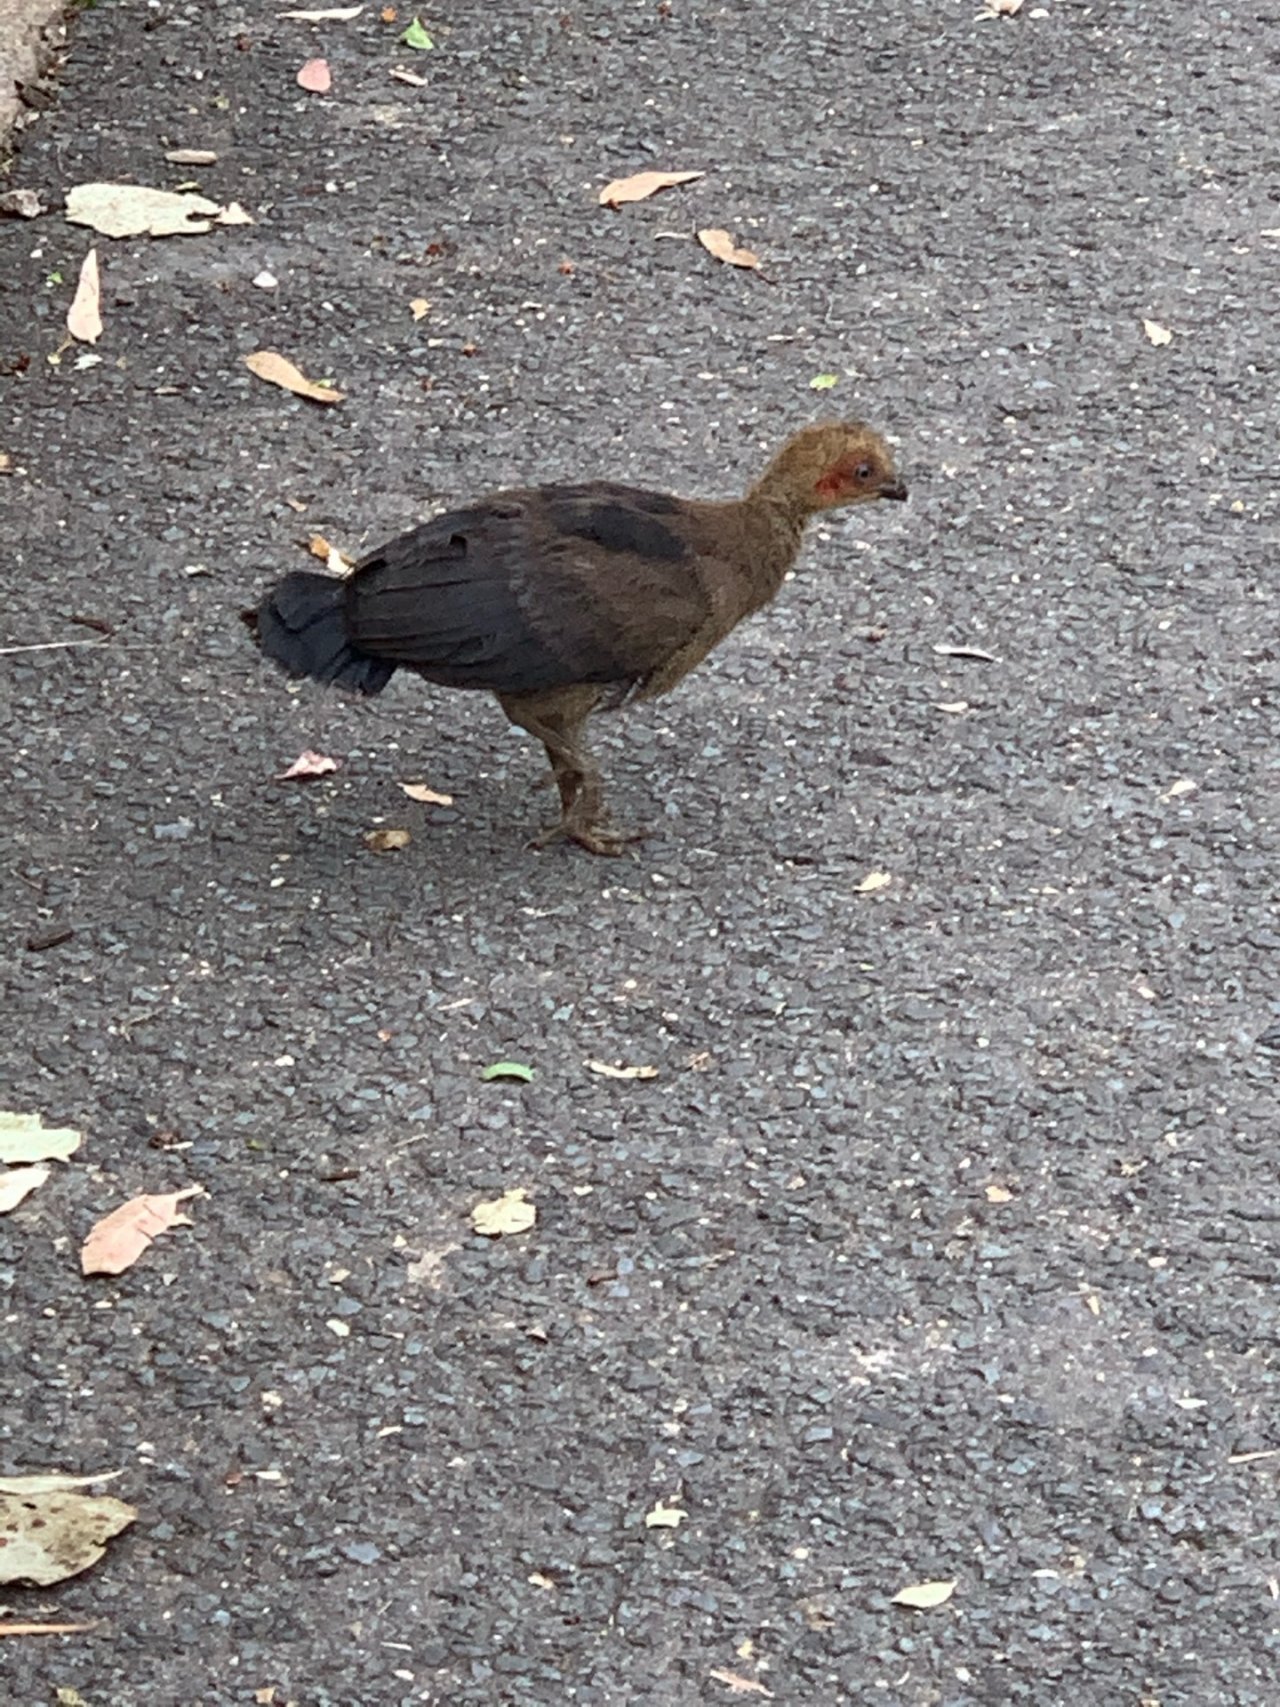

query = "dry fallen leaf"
[[708, 1670, 774, 1699], [279, 4, 364, 17], [0, 1478, 136, 1586], [644, 1500, 685, 1529], [1161, 778, 1197, 802], [390, 65, 428, 85], [0, 187, 45, 218], [277, 750, 341, 781], [598, 169, 705, 207], [980, 0, 1023, 13], [585, 1059, 659, 1081], [80, 1185, 202, 1276], [0, 1112, 83, 1165], [891, 1578, 957, 1610], [297, 58, 332, 93], [164, 148, 218, 165], [932, 642, 998, 662], [0, 1622, 98, 1637], [399, 782, 454, 806], [364, 827, 411, 852], [381, 3, 397, 16], [985, 1183, 1013, 1204], [214, 201, 254, 226], [1143, 318, 1173, 346], [65, 182, 224, 238], [245, 349, 345, 405], [697, 228, 760, 270], [66, 248, 102, 344], [855, 870, 892, 895], [471, 1187, 536, 1237], [307, 534, 353, 572], [0, 1165, 50, 1214], [936, 700, 970, 714], [409, 297, 430, 319]]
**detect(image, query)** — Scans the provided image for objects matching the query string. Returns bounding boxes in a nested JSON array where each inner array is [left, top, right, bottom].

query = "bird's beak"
[[878, 480, 909, 502]]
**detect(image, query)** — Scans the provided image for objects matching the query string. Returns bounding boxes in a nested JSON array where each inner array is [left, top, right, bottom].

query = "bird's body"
[[255, 422, 907, 854]]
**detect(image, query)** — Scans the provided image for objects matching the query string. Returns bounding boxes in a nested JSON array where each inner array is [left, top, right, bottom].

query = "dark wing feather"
[[343, 487, 714, 697]]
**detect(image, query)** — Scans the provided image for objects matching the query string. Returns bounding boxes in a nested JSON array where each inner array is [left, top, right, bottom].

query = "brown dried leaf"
[[708, 1670, 774, 1699], [697, 228, 760, 270], [364, 827, 411, 852], [381, 4, 398, 17], [598, 169, 704, 208], [277, 750, 341, 781], [399, 782, 454, 806], [297, 58, 332, 93], [80, 1185, 202, 1276], [891, 1578, 957, 1609], [585, 1059, 659, 1081], [245, 349, 345, 405], [66, 248, 103, 344], [0, 1165, 50, 1213], [0, 187, 45, 218]]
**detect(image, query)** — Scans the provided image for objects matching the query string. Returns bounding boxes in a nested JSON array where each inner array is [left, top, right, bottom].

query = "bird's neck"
[[729, 488, 811, 609]]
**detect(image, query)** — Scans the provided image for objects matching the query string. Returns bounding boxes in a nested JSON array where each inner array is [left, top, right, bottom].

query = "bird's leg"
[[497, 688, 638, 856]]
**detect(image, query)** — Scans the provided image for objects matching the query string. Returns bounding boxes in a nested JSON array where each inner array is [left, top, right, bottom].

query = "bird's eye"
[[855, 462, 873, 480]]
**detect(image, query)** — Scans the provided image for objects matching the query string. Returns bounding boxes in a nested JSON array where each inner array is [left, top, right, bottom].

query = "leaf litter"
[[245, 349, 345, 404], [80, 1185, 203, 1276], [277, 750, 341, 781], [399, 781, 453, 806], [364, 827, 411, 851], [0, 1111, 83, 1164], [470, 1187, 536, 1237], [66, 248, 102, 344], [297, 58, 332, 93], [0, 1166, 50, 1213], [598, 169, 704, 208], [0, 1474, 136, 1587], [586, 1059, 658, 1080], [697, 228, 760, 270], [891, 1578, 957, 1609], [65, 183, 237, 239]]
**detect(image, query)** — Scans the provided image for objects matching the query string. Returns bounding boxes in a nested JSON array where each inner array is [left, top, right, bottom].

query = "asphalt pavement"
[[2, 1, 1278, 1703]]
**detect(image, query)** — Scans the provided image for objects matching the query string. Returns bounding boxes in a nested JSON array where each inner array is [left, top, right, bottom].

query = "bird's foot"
[[529, 817, 646, 858]]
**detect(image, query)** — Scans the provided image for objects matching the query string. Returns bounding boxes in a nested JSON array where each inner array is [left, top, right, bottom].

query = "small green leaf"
[[481, 1061, 534, 1083], [46, 270, 64, 286], [810, 373, 838, 391], [401, 16, 434, 49]]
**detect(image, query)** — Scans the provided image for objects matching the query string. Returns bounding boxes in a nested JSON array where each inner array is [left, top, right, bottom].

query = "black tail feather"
[[255, 571, 395, 696]]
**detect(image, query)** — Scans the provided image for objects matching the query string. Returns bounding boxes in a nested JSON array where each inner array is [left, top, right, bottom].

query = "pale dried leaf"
[[0, 187, 45, 218], [409, 297, 430, 319], [253, 270, 279, 290], [936, 700, 970, 714], [0, 1165, 50, 1213], [214, 201, 254, 226], [80, 1185, 203, 1276], [0, 1485, 136, 1586], [0, 1473, 122, 1496], [0, 1622, 98, 1637], [364, 827, 411, 852], [471, 1187, 536, 1237], [0, 1112, 83, 1165], [65, 182, 222, 238], [708, 1670, 774, 1699], [245, 349, 345, 405], [390, 65, 429, 86], [586, 1059, 659, 1080], [164, 148, 218, 165], [981, 0, 1023, 13], [1142, 318, 1174, 346], [66, 248, 102, 344], [984, 1183, 1013, 1204], [279, 4, 363, 17], [1161, 778, 1197, 801], [697, 228, 760, 270], [399, 782, 454, 806], [933, 642, 997, 662], [325, 1318, 350, 1337], [644, 1500, 685, 1529], [855, 870, 892, 895], [277, 750, 341, 781], [297, 58, 333, 93], [891, 1578, 957, 1609], [599, 169, 705, 207]]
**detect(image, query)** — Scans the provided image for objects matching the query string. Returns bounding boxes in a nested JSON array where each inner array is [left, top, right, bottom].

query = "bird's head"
[[755, 421, 908, 517]]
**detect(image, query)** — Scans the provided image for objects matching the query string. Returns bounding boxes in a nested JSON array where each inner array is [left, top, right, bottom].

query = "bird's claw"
[[529, 818, 646, 858]]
